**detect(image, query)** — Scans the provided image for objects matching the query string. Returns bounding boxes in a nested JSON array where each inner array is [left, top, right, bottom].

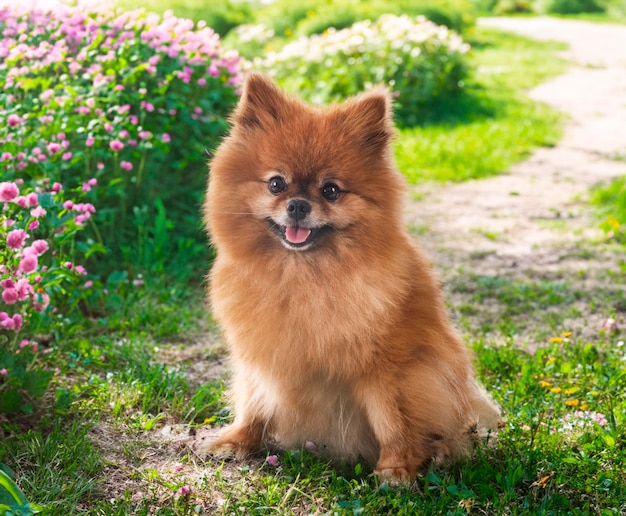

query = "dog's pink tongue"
[[285, 225, 311, 244]]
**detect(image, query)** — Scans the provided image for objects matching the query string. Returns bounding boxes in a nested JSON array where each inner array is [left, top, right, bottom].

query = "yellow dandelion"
[[549, 337, 563, 343], [580, 404, 589, 410], [565, 399, 580, 407], [561, 331, 572, 337], [539, 380, 552, 388], [546, 356, 557, 364], [550, 387, 562, 394], [607, 217, 621, 229], [284, 28, 293, 36], [565, 387, 580, 395]]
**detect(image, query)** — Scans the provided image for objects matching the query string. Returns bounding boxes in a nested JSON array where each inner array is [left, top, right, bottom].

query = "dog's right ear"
[[232, 74, 285, 130]]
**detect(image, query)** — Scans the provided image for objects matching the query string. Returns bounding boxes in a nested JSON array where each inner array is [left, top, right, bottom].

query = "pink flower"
[[7, 114, 22, 127], [31, 240, 49, 255], [63, 200, 74, 210], [0, 313, 22, 331], [28, 221, 40, 231], [104, 122, 113, 132], [19, 339, 29, 348], [87, 178, 97, 187], [51, 182, 63, 193], [27, 193, 38, 206], [0, 369, 7, 376], [139, 130, 152, 140], [47, 142, 61, 154], [1, 152, 12, 161], [0, 182, 19, 202], [33, 292, 50, 312], [86, 136, 95, 146], [30, 206, 47, 218], [2, 288, 18, 304], [75, 265, 87, 275], [177, 486, 191, 496], [110, 140, 124, 152], [7, 229, 28, 249], [601, 318, 618, 333], [120, 161, 133, 171], [19, 254, 38, 273], [83, 280, 94, 289], [62, 152, 73, 161], [15, 279, 32, 301], [265, 455, 279, 467], [162, 133, 171, 143]]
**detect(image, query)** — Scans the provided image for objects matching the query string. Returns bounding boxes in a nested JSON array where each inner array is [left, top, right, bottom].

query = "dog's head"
[[206, 74, 406, 256]]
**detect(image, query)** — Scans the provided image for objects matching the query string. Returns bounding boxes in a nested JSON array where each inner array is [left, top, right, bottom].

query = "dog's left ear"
[[232, 73, 286, 130], [338, 86, 395, 152]]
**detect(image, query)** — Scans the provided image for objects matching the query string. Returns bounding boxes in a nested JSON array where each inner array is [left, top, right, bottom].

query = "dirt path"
[[408, 16, 626, 278]]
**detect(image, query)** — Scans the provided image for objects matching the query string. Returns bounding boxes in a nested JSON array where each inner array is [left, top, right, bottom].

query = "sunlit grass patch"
[[592, 175, 626, 245], [395, 28, 568, 183]]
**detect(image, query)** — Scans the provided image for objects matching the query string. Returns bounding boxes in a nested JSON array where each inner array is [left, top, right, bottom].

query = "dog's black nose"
[[286, 199, 311, 222]]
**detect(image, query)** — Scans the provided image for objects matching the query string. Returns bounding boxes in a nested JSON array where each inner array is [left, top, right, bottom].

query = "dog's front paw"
[[196, 423, 263, 461], [375, 466, 414, 486]]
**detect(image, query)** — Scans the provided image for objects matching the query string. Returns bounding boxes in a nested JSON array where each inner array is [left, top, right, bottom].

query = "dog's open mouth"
[[267, 219, 332, 250]]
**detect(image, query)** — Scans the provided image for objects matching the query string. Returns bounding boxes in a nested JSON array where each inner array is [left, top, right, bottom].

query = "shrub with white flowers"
[[256, 14, 470, 126]]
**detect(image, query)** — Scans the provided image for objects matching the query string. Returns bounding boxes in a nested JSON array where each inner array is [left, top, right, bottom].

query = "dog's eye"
[[268, 176, 287, 195], [321, 182, 341, 202]]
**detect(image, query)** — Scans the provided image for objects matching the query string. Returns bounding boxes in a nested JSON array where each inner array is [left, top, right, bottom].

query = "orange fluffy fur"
[[202, 74, 500, 482]]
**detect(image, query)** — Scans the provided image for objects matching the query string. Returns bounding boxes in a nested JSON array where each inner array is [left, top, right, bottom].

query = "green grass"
[[4, 260, 625, 514], [394, 28, 567, 183], [591, 175, 626, 245]]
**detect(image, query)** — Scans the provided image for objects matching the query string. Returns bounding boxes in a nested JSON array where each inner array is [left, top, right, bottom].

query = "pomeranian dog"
[[202, 74, 500, 483]]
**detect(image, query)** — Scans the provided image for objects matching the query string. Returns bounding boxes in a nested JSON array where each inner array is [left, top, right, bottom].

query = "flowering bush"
[[1, 179, 97, 414], [0, 1, 243, 414], [1, 1, 243, 277], [255, 14, 470, 126]]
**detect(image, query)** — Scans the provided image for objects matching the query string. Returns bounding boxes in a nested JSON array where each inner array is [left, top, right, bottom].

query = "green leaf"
[[602, 434, 616, 448], [37, 192, 55, 208], [0, 469, 29, 506], [22, 370, 53, 399]]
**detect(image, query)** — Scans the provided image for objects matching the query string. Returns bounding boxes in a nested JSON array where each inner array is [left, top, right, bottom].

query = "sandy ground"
[[407, 17, 626, 276]]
